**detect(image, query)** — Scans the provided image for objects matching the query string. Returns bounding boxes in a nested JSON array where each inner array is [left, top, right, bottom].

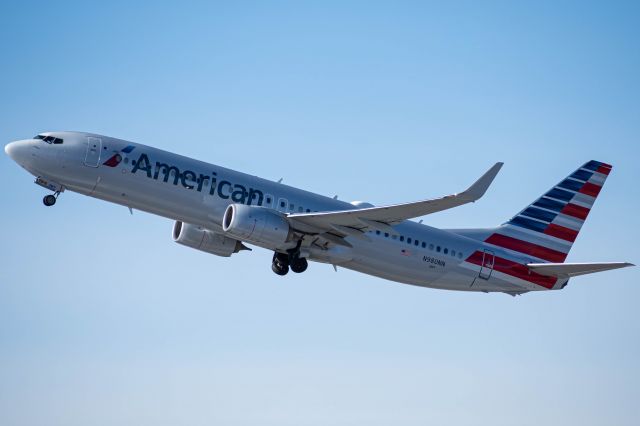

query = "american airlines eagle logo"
[[103, 145, 136, 167]]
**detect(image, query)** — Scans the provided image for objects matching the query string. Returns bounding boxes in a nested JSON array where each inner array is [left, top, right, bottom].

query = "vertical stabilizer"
[[486, 160, 612, 263]]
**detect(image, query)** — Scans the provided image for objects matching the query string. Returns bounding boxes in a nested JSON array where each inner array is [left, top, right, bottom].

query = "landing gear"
[[43, 194, 57, 206], [290, 256, 308, 273], [272, 252, 290, 276], [271, 244, 309, 276]]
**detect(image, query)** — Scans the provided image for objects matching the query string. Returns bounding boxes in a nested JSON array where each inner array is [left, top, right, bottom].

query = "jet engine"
[[222, 204, 292, 245], [173, 221, 247, 257]]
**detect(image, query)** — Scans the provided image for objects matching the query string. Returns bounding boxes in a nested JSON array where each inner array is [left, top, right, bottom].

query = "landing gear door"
[[478, 249, 495, 280], [84, 137, 102, 167]]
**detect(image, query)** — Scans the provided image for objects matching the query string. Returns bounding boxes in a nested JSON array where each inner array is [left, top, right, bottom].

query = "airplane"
[[5, 131, 634, 295]]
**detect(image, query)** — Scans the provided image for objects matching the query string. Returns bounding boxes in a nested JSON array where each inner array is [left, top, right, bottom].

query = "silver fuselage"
[[6, 131, 562, 293]]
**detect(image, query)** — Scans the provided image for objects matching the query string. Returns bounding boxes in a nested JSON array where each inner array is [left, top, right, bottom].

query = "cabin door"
[[478, 249, 495, 280], [84, 137, 102, 167]]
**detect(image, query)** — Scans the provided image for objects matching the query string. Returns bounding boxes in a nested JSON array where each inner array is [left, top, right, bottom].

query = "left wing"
[[287, 162, 503, 238]]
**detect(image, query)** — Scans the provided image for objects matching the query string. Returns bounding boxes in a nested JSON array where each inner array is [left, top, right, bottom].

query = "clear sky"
[[1, 1, 639, 425]]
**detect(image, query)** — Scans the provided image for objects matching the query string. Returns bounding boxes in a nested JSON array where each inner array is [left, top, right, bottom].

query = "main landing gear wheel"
[[272, 252, 289, 276], [271, 243, 309, 276], [272, 262, 289, 276], [43, 194, 57, 206], [290, 257, 308, 273]]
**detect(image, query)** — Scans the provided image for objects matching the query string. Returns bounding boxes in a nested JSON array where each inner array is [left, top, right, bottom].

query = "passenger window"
[[384, 232, 389, 238], [451, 250, 456, 257], [444, 248, 448, 254], [407, 237, 412, 244], [280, 201, 286, 208], [376, 230, 381, 235], [306, 209, 311, 212], [298, 206, 303, 212], [400, 236, 404, 242], [436, 246, 441, 252], [414, 240, 419, 246], [421, 242, 426, 248], [458, 252, 463, 259]]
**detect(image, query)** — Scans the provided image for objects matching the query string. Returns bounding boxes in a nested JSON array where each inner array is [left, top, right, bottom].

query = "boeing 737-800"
[[5, 132, 633, 295]]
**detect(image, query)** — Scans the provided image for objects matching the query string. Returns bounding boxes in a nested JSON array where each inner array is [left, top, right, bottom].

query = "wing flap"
[[527, 262, 634, 278]]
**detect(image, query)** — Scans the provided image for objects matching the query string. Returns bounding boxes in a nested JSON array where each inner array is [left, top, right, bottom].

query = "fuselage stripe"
[[485, 234, 568, 262], [466, 251, 557, 289]]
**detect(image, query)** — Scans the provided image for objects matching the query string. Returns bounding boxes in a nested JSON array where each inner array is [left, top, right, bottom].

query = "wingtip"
[[464, 162, 503, 200]]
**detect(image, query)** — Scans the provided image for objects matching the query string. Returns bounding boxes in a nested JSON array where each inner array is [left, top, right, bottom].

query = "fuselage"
[[5, 131, 566, 294]]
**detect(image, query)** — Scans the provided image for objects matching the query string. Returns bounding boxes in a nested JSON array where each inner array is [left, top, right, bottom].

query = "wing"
[[527, 262, 634, 278], [287, 162, 503, 240]]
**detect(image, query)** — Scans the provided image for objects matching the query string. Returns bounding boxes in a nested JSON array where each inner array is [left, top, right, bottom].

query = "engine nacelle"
[[173, 221, 245, 257], [222, 204, 291, 245]]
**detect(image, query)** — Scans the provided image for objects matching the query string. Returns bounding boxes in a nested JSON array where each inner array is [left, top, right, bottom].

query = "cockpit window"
[[35, 135, 63, 144]]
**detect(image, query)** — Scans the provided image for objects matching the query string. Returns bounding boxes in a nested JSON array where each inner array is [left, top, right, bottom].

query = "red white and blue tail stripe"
[[495, 160, 611, 262], [464, 160, 612, 290]]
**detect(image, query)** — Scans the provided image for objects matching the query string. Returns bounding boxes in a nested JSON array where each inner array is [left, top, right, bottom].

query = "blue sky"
[[1, 1, 639, 425]]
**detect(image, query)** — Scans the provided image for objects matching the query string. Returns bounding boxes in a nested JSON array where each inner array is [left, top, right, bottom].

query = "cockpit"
[[34, 134, 64, 144]]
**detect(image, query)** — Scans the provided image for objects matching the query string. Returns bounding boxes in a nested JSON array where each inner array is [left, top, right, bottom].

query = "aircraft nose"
[[5, 141, 18, 158], [5, 140, 31, 164]]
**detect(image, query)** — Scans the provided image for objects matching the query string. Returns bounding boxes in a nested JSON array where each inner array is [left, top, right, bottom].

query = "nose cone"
[[5, 140, 31, 164], [5, 141, 17, 157]]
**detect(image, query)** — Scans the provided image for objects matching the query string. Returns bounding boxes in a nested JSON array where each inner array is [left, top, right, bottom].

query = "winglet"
[[462, 162, 503, 201]]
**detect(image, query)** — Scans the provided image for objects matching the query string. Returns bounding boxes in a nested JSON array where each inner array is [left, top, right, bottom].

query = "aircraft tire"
[[43, 194, 57, 206], [272, 261, 289, 276], [290, 257, 308, 273]]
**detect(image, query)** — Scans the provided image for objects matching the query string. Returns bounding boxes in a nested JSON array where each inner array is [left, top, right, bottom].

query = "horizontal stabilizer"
[[527, 262, 634, 278]]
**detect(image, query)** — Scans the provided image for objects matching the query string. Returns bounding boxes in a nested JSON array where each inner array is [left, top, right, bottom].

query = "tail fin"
[[486, 160, 612, 263]]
